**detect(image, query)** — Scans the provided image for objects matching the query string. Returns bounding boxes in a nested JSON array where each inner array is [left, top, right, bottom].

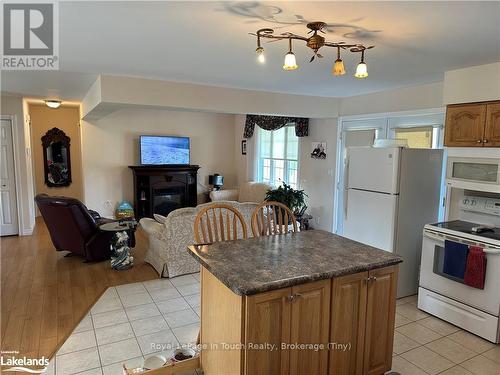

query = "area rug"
[[46, 273, 201, 375]]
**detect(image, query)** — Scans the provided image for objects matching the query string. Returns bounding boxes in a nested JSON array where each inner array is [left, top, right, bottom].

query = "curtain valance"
[[243, 114, 309, 138]]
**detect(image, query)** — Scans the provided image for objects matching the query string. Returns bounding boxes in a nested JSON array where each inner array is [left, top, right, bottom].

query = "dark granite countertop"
[[187, 230, 402, 296]]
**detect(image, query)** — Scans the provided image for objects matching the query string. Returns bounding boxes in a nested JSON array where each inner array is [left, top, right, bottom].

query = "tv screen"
[[140, 135, 190, 165]]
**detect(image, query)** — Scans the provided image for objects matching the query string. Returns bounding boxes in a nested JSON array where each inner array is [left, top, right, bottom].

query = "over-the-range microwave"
[[446, 157, 500, 193]]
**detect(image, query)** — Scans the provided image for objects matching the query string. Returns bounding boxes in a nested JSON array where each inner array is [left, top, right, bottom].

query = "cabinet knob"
[[483, 139, 489, 144], [477, 139, 483, 143], [286, 293, 302, 302], [366, 276, 378, 283]]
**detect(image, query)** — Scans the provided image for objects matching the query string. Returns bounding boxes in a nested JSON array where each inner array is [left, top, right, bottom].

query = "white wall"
[[339, 82, 443, 116], [0, 95, 35, 235], [443, 62, 500, 104], [83, 75, 340, 121], [299, 119, 338, 232], [81, 108, 237, 216]]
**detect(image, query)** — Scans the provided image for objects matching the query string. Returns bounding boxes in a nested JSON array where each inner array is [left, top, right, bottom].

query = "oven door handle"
[[424, 230, 500, 254]]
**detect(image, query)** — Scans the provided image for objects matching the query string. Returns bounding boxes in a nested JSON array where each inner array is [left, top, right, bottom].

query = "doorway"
[[0, 118, 19, 236]]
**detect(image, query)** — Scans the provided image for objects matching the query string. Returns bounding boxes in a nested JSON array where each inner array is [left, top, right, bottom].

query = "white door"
[[0, 119, 19, 236], [343, 189, 398, 252], [347, 147, 401, 194]]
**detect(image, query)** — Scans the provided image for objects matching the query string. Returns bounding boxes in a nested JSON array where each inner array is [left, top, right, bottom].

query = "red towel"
[[464, 246, 487, 289]]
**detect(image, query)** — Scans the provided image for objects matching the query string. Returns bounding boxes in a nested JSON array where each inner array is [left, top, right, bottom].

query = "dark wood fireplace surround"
[[129, 165, 200, 219]]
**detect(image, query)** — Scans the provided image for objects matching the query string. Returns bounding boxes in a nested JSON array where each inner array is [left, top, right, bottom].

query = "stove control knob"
[[471, 200, 476, 206], [463, 199, 469, 205]]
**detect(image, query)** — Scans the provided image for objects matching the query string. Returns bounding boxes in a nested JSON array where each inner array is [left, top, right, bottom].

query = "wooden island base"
[[199, 265, 399, 375]]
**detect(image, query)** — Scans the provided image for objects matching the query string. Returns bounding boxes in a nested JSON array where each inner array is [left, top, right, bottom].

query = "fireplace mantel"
[[129, 165, 200, 219]]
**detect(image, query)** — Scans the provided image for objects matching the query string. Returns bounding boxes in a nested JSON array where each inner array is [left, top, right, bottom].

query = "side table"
[[99, 220, 137, 270]]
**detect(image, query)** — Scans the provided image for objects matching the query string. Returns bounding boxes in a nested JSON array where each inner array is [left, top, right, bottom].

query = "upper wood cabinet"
[[485, 103, 500, 147], [444, 104, 486, 146], [444, 101, 500, 147]]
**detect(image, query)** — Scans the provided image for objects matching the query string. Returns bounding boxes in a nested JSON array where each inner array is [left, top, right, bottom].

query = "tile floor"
[[391, 295, 499, 375], [46, 273, 201, 375], [46, 276, 499, 375]]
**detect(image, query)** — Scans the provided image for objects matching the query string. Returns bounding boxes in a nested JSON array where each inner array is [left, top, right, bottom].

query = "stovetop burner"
[[430, 220, 500, 241]]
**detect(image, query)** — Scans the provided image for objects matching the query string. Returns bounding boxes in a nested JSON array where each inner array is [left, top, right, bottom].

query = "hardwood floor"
[[0, 217, 158, 361]]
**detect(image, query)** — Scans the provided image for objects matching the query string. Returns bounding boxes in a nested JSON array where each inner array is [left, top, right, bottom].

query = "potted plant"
[[265, 182, 307, 215]]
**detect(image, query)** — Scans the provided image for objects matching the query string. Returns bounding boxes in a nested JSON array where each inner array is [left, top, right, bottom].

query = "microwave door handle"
[[424, 231, 500, 254]]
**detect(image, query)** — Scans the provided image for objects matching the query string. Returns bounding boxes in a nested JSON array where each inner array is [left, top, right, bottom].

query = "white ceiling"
[[2, 1, 500, 100]]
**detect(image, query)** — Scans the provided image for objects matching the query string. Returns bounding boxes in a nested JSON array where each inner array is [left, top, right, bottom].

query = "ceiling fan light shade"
[[45, 100, 62, 108], [283, 52, 298, 71], [332, 58, 346, 76], [256, 46, 265, 63], [354, 62, 368, 78]]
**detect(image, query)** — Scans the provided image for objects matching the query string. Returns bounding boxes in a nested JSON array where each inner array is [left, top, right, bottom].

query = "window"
[[256, 126, 299, 188], [395, 126, 434, 148]]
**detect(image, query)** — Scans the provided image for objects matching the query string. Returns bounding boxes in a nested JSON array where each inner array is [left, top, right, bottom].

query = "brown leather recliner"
[[35, 194, 136, 262]]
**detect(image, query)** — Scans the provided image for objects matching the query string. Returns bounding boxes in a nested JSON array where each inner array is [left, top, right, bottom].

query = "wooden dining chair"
[[193, 203, 248, 244], [251, 201, 298, 237]]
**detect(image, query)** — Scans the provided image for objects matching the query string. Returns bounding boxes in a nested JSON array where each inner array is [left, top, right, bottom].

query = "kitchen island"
[[188, 230, 402, 375]]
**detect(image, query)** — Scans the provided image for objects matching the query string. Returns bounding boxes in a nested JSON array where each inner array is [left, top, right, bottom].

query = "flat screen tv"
[[140, 135, 190, 165]]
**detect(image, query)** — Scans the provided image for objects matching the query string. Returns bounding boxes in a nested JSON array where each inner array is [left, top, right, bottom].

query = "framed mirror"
[[41, 127, 72, 187]]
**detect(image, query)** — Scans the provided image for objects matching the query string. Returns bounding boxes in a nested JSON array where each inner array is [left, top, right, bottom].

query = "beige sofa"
[[209, 181, 272, 203], [140, 201, 258, 278]]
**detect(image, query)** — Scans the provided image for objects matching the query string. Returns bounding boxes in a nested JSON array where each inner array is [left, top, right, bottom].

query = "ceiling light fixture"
[[354, 50, 368, 78], [251, 21, 374, 77], [283, 38, 298, 71], [332, 47, 345, 76], [255, 34, 265, 63], [45, 100, 62, 109]]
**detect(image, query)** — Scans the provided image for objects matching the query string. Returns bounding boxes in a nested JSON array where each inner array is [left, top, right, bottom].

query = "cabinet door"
[[363, 266, 398, 375], [444, 104, 486, 146], [485, 102, 500, 147], [329, 272, 368, 375], [289, 279, 331, 375], [245, 288, 291, 375]]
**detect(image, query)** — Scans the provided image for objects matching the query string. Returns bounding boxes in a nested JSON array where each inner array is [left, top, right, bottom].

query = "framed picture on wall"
[[241, 140, 247, 155], [311, 141, 327, 159]]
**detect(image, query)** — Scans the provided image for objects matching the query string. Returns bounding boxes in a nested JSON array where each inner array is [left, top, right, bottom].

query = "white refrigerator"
[[343, 147, 443, 297]]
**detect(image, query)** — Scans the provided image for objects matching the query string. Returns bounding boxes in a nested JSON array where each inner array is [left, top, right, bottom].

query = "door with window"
[[256, 126, 299, 188]]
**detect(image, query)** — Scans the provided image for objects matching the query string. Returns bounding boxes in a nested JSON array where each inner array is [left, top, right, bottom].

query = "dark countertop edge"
[[187, 246, 402, 296]]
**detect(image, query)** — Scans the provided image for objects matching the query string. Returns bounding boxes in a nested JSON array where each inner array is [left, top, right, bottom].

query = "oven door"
[[420, 230, 500, 316]]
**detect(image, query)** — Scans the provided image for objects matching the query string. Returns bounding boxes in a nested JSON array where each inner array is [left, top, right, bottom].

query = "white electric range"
[[418, 195, 500, 343]]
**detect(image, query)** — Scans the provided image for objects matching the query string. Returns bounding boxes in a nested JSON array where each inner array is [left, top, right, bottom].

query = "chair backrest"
[[251, 201, 298, 237], [193, 203, 248, 244], [34, 194, 97, 254]]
